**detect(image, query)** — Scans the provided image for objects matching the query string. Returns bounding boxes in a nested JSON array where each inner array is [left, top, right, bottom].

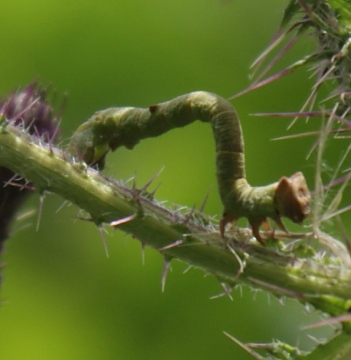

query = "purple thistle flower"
[[0, 83, 61, 252]]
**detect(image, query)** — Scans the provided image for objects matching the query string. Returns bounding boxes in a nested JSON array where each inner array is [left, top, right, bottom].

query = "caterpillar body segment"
[[69, 91, 310, 243]]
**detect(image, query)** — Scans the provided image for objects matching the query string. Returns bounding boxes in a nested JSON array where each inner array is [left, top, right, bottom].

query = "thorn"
[[198, 188, 212, 213], [272, 130, 323, 141], [230, 62, 301, 100], [306, 334, 325, 345], [253, 110, 327, 118], [3, 175, 35, 191], [141, 242, 146, 265], [46, 138, 56, 155], [182, 264, 193, 274], [223, 332, 264, 360], [15, 209, 36, 222], [183, 205, 197, 225], [252, 34, 298, 83], [36, 191, 46, 231], [11, 97, 40, 124], [158, 239, 183, 251], [131, 175, 137, 192], [302, 313, 351, 330], [161, 257, 172, 293], [139, 166, 164, 194], [109, 214, 137, 227], [210, 283, 233, 300], [148, 182, 161, 198], [3, 173, 20, 187], [226, 243, 245, 278], [50, 118, 62, 144], [56, 200, 70, 213], [98, 226, 109, 258], [248, 277, 305, 299], [254, 109, 351, 128], [74, 215, 94, 222], [322, 203, 351, 222], [2, 178, 32, 190], [129, 176, 145, 212], [250, 28, 286, 72]]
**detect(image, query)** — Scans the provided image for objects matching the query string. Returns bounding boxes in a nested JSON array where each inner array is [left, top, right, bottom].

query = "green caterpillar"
[[68, 91, 310, 243]]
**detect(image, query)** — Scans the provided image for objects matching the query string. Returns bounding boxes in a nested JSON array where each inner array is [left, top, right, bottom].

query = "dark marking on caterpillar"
[[68, 91, 310, 243], [149, 104, 158, 113]]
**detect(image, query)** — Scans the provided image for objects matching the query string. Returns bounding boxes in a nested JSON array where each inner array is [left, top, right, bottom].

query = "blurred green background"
[[0, 1, 340, 359]]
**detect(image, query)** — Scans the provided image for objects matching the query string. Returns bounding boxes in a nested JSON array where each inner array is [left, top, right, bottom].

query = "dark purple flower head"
[[1, 83, 60, 141], [0, 83, 61, 251]]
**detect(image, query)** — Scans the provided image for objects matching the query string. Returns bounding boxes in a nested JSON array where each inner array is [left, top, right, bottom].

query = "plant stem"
[[0, 121, 350, 323]]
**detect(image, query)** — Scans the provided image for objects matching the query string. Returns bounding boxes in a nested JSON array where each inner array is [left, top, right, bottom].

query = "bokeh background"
[[0, 1, 341, 359]]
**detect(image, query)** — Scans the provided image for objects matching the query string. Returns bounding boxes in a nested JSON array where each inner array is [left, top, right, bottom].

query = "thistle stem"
[[0, 122, 350, 321]]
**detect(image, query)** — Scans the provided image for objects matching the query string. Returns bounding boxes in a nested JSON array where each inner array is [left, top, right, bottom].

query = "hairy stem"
[[0, 120, 350, 320]]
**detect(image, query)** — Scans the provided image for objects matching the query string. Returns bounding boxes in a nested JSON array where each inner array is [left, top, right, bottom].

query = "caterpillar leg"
[[220, 213, 266, 245], [250, 222, 265, 246], [273, 217, 288, 234], [220, 215, 286, 245], [219, 214, 237, 238], [256, 218, 289, 244]]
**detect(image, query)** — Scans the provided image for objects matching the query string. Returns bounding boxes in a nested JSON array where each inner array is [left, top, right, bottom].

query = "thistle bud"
[[0, 84, 60, 252]]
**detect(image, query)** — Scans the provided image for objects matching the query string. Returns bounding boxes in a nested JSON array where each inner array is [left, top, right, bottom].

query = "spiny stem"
[[0, 122, 350, 321]]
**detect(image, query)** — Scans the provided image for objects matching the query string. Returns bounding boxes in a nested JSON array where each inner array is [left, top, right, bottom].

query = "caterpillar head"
[[274, 172, 311, 224], [68, 113, 123, 169]]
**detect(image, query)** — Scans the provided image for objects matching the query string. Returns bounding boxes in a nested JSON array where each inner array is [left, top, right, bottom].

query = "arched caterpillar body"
[[69, 91, 310, 243]]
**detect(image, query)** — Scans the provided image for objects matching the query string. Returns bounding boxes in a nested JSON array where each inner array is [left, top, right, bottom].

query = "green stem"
[[1, 120, 351, 308]]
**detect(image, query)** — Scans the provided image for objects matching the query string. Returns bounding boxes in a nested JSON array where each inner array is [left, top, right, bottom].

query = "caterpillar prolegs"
[[68, 91, 310, 244]]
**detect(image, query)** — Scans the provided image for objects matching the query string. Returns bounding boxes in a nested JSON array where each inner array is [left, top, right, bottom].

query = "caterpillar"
[[68, 91, 310, 244]]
